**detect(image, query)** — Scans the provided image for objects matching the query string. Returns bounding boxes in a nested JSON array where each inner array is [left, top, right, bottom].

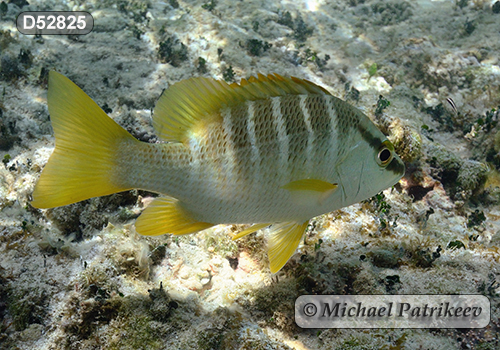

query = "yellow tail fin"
[[31, 71, 136, 208]]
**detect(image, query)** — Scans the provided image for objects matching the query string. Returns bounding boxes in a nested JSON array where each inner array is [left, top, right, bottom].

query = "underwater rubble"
[[1, 0, 500, 349]]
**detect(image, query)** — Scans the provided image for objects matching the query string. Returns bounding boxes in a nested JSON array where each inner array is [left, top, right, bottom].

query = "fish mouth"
[[386, 154, 406, 178]]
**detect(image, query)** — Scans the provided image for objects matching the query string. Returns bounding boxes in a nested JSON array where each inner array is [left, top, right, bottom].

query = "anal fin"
[[135, 197, 213, 236], [268, 221, 309, 273], [231, 223, 271, 240]]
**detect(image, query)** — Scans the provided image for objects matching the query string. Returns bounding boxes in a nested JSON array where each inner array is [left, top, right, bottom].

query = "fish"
[[31, 71, 405, 273]]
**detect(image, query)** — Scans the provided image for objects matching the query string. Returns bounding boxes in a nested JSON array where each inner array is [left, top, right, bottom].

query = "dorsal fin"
[[153, 73, 330, 142]]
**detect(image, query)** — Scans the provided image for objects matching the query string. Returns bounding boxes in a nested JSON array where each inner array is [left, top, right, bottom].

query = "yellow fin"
[[135, 197, 214, 236], [282, 179, 337, 192], [281, 179, 338, 206], [231, 223, 270, 241], [267, 221, 309, 273], [153, 74, 330, 142], [31, 71, 135, 208]]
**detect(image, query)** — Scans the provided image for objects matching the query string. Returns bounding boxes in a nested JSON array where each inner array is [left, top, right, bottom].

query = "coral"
[[427, 144, 487, 201], [456, 160, 488, 200], [389, 119, 422, 163]]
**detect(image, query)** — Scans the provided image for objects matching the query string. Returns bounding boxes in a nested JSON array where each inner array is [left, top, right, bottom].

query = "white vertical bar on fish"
[[246, 100, 262, 184], [271, 96, 290, 182], [299, 94, 315, 173]]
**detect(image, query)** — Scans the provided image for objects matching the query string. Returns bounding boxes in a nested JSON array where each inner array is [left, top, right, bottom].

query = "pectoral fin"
[[267, 221, 309, 273], [135, 197, 213, 236], [231, 223, 271, 240], [281, 179, 338, 206]]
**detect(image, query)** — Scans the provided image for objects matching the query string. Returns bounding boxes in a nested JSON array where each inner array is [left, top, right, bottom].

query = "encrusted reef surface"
[[1, 0, 500, 349]]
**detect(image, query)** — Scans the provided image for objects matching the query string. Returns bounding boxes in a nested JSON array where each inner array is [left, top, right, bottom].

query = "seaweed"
[[383, 274, 401, 293], [345, 83, 360, 102], [277, 11, 293, 29], [425, 103, 454, 132], [467, 209, 486, 228], [197, 57, 208, 74], [371, 1, 413, 26], [404, 244, 442, 268], [303, 49, 329, 68], [158, 37, 188, 67], [0, 2, 6, 17], [17, 49, 32, 68], [223, 65, 235, 83], [493, 1, 500, 13], [148, 283, 178, 322], [374, 95, 391, 118], [246, 39, 271, 57], [293, 15, 313, 42], [276, 11, 313, 42], [463, 18, 476, 36], [0, 54, 24, 81], [37, 67, 49, 87], [477, 273, 500, 297], [367, 62, 377, 81], [150, 244, 167, 265], [7, 286, 48, 331], [1, 154, 10, 166], [202, 0, 217, 12], [476, 108, 498, 133], [447, 240, 466, 250], [117, 0, 149, 22], [63, 294, 121, 338], [252, 20, 259, 32]]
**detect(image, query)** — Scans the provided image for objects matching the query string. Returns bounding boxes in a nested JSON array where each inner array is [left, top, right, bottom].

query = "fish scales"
[[32, 72, 405, 273], [120, 94, 358, 222]]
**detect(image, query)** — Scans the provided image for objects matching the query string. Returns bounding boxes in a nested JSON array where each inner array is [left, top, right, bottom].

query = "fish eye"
[[377, 140, 394, 167]]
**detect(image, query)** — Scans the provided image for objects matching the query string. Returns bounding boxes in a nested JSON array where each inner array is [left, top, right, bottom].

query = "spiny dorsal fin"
[[153, 74, 330, 142]]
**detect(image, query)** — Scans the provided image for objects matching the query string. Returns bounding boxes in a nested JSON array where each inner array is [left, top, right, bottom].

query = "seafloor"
[[1, 0, 500, 349]]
